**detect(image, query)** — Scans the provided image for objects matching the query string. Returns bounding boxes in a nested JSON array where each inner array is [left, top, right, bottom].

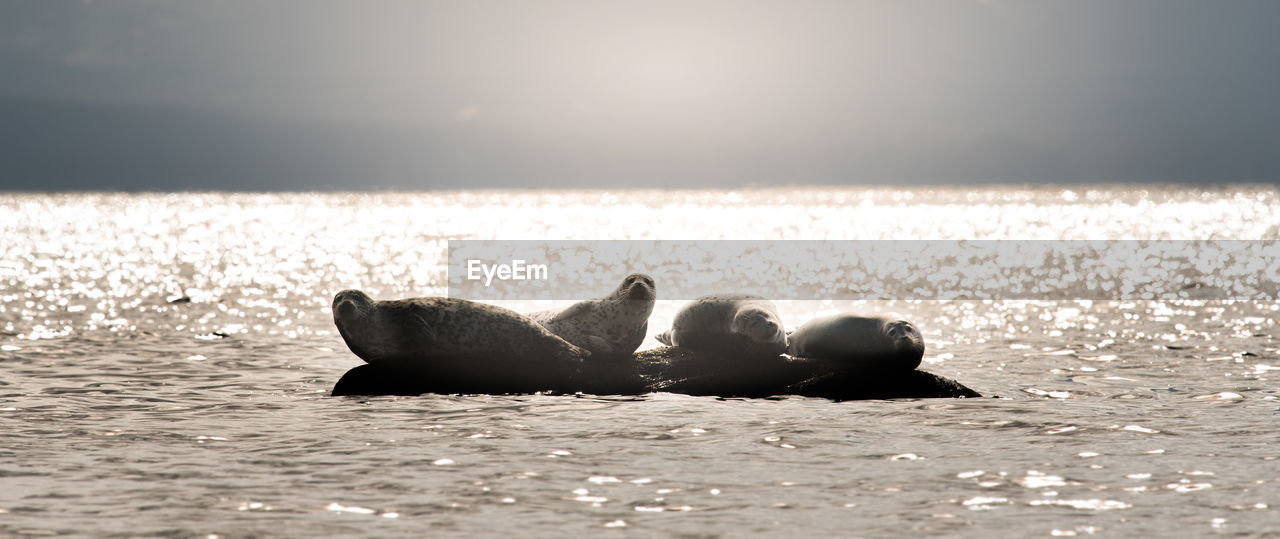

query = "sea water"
[[2, 186, 1279, 536]]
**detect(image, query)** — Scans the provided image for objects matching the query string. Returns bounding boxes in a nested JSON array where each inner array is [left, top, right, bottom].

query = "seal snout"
[[739, 313, 785, 344], [333, 289, 372, 319], [620, 273, 656, 300], [886, 320, 925, 352]]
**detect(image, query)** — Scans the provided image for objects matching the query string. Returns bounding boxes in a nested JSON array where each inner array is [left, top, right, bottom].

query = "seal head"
[[615, 273, 656, 301], [332, 289, 411, 363]]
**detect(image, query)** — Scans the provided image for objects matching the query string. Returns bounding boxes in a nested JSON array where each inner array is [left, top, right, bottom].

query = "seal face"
[[332, 290, 589, 385], [528, 273, 656, 358], [787, 313, 925, 372], [655, 294, 788, 360]]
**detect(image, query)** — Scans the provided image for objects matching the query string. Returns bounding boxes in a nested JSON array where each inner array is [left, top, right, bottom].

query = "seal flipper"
[[655, 330, 673, 346], [544, 332, 591, 364], [399, 306, 437, 350], [583, 335, 616, 355], [546, 340, 590, 385]]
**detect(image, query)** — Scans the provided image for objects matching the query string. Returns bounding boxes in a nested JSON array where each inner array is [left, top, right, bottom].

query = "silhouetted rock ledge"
[[331, 346, 980, 401]]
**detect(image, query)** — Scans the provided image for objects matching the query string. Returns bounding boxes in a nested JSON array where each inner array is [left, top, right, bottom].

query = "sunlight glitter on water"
[[1030, 499, 1131, 511], [3, 187, 1280, 537]]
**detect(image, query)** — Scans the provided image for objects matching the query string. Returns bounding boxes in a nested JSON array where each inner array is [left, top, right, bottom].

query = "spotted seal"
[[528, 273, 656, 358], [655, 294, 788, 360], [787, 314, 924, 372], [332, 290, 589, 388]]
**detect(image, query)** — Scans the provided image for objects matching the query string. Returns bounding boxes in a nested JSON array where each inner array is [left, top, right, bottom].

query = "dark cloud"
[[2, 0, 1279, 189]]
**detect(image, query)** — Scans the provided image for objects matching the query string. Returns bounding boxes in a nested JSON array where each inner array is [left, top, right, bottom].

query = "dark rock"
[[332, 346, 980, 401]]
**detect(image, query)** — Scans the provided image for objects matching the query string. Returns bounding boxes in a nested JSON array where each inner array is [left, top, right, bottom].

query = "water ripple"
[[2, 189, 1279, 536]]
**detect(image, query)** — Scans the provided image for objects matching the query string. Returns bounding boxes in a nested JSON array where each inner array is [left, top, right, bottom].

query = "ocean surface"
[[3, 186, 1279, 537]]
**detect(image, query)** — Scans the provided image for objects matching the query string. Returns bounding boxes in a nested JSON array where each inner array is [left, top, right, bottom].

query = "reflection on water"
[[1, 186, 1279, 536]]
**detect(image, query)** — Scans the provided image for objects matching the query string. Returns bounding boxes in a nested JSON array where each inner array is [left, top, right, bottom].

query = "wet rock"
[[331, 346, 980, 401]]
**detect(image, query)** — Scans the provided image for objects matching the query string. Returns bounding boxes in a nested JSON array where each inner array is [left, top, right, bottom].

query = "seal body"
[[655, 294, 788, 360], [528, 273, 656, 358], [332, 290, 588, 391], [787, 314, 925, 372]]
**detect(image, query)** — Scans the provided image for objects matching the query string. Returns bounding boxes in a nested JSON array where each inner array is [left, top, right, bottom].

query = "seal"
[[332, 290, 589, 391], [528, 273, 656, 358], [787, 314, 925, 372], [655, 294, 788, 360]]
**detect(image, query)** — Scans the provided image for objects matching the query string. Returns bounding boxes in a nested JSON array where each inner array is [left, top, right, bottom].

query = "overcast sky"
[[2, 0, 1279, 190]]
